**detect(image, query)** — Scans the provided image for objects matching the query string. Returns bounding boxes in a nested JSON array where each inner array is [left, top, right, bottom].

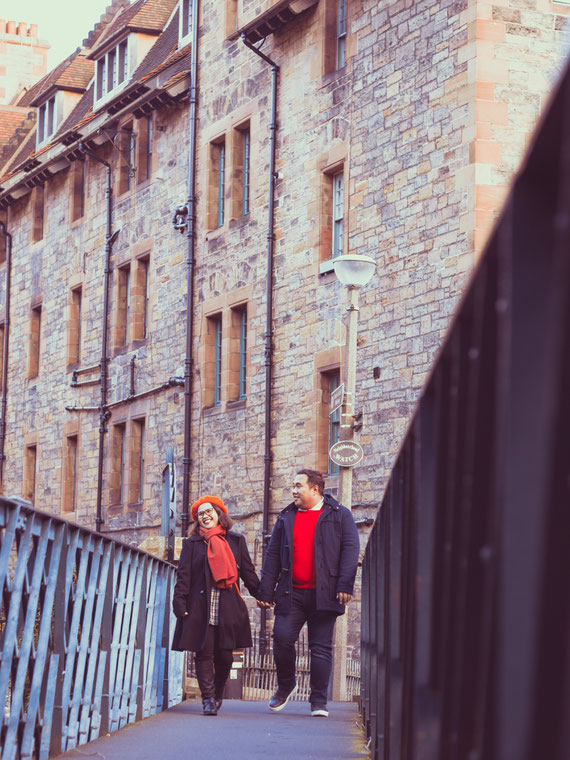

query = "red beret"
[[191, 495, 228, 521]]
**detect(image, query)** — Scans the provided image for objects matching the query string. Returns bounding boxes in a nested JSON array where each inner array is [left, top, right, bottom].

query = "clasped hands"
[[257, 592, 352, 608]]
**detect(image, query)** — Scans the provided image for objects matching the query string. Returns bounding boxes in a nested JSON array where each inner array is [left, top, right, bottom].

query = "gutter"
[[241, 33, 279, 653], [180, 0, 200, 538], [0, 221, 12, 485]]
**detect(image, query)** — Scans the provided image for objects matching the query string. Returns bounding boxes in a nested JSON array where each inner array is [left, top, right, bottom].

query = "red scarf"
[[199, 525, 238, 589]]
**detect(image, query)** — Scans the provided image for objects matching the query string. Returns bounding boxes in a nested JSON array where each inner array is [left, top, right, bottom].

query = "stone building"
[[0, 0, 569, 657], [0, 20, 49, 106]]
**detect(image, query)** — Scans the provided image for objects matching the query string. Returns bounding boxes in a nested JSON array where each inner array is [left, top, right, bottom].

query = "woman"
[[172, 495, 259, 716]]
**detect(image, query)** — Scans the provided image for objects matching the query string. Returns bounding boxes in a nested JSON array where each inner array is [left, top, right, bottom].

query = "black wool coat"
[[257, 493, 360, 615], [172, 531, 259, 653]]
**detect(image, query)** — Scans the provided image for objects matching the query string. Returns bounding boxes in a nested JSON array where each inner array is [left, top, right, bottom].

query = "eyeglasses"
[[197, 507, 216, 519]]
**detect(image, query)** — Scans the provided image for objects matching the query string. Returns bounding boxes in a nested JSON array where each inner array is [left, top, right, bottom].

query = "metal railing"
[[360, 59, 570, 760], [0, 497, 183, 759]]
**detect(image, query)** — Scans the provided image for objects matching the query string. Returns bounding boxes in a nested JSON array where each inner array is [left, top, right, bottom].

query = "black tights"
[[194, 624, 234, 701]]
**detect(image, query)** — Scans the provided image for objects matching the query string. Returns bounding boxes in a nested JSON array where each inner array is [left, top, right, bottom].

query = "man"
[[257, 469, 360, 717]]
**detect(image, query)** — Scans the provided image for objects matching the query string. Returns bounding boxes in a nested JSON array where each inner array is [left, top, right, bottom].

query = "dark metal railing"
[[0, 497, 183, 759], [360, 59, 570, 760]]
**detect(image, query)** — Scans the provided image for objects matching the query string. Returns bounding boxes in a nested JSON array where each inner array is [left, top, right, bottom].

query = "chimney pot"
[[29, 24, 38, 37], [18, 22, 27, 36], [6, 21, 16, 35], [0, 21, 6, 34]]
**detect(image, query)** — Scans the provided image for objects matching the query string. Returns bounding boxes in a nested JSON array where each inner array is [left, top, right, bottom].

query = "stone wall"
[[1, 0, 569, 659]]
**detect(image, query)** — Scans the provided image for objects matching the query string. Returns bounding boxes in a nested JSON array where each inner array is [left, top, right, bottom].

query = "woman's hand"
[[257, 600, 273, 609]]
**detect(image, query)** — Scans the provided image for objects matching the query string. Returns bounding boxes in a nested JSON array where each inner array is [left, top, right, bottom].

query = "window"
[[137, 116, 153, 183], [110, 422, 127, 506], [239, 308, 247, 399], [337, 0, 347, 68], [230, 124, 251, 220], [205, 313, 223, 407], [131, 418, 145, 503], [96, 39, 128, 101], [116, 265, 131, 348], [214, 316, 222, 405], [0, 322, 4, 392], [24, 445, 37, 504], [328, 371, 341, 474], [62, 434, 78, 512], [37, 95, 56, 146], [242, 128, 250, 216], [68, 287, 82, 365], [332, 170, 344, 258], [180, 0, 193, 42], [28, 304, 42, 379], [217, 141, 225, 227], [229, 305, 247, 401], [71, 159, 86, 221], [118, 124, 134, 194], [32, 186, 44, 242], [132, 256, 150, 341]]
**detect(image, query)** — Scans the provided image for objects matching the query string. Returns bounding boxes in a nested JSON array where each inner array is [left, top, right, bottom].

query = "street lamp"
[[330, 253, 376, 701], [332, 254, 376, 511]]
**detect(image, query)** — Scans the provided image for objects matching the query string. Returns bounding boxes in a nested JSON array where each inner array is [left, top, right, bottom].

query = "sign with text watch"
[[329, 440, 364, 467]]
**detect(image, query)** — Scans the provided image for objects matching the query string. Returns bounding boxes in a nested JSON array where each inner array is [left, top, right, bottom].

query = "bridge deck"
[[51, 699, 370, 760]]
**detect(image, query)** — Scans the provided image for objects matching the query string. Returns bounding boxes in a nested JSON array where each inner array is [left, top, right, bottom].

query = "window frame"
[[179, 0, 193, 45], [95, 37, 129, 104], [37, 93, 58, 148], [332, 170, 344, 259]]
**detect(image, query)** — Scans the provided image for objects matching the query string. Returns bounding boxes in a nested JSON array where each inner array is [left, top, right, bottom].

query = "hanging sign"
[[329, 440, 364, 467], [330, 383, 344, 415]]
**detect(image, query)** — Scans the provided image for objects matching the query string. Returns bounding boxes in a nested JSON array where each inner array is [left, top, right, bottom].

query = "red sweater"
[[292, 508, 322, 588]]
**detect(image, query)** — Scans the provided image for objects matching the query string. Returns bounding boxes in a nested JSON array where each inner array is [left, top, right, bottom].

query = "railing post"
[[99, 542, 115, 737], [50, 522, 68, 757]]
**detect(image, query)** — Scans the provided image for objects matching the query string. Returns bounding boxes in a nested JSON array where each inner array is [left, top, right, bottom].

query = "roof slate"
[[89, 0, 179, 56], [0, 108, 34, 149], [18, 54, 94, 108]]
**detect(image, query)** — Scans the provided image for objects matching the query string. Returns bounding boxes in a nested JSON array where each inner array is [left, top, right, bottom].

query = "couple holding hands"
[[172, 469, 360, 717]]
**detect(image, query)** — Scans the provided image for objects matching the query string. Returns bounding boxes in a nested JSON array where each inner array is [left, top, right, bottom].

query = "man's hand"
[[336, 592, 352, 605], [257, 600, 273, 609]]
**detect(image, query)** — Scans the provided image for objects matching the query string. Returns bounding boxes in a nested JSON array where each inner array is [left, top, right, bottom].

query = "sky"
[[6, 0, 116, 70]]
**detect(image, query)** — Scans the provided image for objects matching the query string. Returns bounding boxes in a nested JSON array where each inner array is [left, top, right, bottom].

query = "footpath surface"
[[51, 699, 370, 760]]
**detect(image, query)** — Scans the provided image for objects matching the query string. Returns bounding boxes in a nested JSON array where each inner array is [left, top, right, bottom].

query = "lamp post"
[[330, 253, 376, 701]]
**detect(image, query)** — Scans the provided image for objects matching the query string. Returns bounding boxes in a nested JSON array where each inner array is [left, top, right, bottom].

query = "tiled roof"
[[3, 130, 37, 176], [18, 54, 94, 108], [89, 0, 179, 57], [134, 10, 184, 82], [0, 0, 190, 188], [0, 108, 34, 150]]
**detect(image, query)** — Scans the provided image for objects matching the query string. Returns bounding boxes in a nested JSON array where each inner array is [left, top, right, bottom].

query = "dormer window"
[[37, 95, 57, 146], [96, 39, 129, 102], [179, 0, 193, 44]]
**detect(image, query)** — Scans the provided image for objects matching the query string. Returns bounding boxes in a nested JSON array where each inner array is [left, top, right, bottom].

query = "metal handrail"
[[0, 497, 183, 759], [360, 56, 570, 760]]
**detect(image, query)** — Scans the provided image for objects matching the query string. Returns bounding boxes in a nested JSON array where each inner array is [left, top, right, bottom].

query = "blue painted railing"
[[0, 497, 183, 759]]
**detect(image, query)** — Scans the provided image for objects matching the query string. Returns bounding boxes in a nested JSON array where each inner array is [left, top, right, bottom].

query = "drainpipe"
[[0, 221, 11, 486], [180, 0, 200, 538], [79, 144, 118, 532], [241, 34, 279, 653]]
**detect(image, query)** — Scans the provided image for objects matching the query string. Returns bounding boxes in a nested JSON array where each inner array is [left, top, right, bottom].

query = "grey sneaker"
[[269, 684, 298, 712]]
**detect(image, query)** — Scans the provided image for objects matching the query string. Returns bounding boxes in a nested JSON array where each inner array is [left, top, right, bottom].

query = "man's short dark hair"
[[296, 469, 325, 495]]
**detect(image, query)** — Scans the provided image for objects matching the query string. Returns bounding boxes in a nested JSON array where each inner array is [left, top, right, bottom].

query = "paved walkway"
[[51, 699, 370, 760]]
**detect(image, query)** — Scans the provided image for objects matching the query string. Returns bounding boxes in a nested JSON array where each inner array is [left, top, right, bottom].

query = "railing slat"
[[0, 497, 182, 759]]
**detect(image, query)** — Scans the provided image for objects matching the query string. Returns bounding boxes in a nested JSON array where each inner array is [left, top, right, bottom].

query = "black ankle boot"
[[203, 697, 217, 716], [215, 698, 223, 712]]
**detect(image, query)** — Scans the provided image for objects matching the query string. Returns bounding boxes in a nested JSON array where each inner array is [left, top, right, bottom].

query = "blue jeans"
[[272, 587, 338, 706]]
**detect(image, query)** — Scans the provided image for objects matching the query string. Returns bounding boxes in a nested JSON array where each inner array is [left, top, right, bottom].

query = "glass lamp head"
[[333, 254, 376, 288]]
